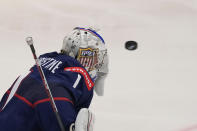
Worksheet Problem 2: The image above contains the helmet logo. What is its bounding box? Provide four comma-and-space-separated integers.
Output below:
77, 48, 99, 71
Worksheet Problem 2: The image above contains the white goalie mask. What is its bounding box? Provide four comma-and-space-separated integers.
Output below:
61, 27, 108, 96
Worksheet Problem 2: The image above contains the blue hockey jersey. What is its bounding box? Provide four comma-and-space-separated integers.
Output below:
0, 52, 94, 131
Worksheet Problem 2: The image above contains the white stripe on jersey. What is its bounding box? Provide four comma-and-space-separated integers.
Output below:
2, 71, 31, 110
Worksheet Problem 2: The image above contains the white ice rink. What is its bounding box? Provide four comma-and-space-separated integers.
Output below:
0, 0, 197, 131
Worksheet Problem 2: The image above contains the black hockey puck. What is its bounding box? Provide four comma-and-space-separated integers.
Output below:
125, 41, 138, 50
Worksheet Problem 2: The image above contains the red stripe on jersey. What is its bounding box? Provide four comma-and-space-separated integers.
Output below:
6, 90, 34, 108
6, 91, 73, 108
64, 67, 94, 91
15, 93, 34, 107
33, 97, 73, 107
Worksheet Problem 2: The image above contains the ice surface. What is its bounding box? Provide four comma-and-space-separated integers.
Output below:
0, 0, 197, 131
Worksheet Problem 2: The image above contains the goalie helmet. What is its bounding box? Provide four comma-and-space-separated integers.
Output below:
61, 27, 108, 96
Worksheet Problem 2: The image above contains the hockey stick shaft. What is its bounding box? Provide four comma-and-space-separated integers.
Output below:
26, 37, 65, 131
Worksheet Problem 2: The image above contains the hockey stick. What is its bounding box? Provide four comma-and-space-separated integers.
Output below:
26, 37, 65, 131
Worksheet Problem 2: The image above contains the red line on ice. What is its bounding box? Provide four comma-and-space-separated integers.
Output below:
179, 124, 197, 131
